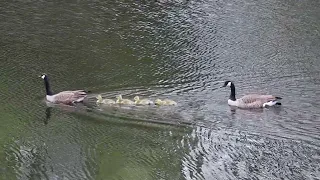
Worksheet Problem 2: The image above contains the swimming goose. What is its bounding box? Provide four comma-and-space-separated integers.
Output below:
115, 95, 135, 105
40, 74, 87, 105
96, 94, 116, 105
221, 81, 282, 108
134, 96, 154, 105
155, 98, 177, 106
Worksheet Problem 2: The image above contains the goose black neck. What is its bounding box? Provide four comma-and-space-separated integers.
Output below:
229, 83, 236, 101
43, 77, 53, 95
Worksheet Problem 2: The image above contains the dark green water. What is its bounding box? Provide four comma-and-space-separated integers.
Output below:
0, 0, 319, 179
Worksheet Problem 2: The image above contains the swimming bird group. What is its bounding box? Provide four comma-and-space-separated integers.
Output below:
96, 94, 176, 106
39, 74, 282, 109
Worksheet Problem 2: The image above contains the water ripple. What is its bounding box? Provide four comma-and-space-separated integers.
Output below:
0, 0, 319, 179
182, 127, 320, 180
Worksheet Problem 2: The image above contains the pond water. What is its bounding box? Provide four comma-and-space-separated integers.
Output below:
0, 0, 319, 179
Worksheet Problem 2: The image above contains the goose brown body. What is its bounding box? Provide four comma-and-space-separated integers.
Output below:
49, 90, 87, 104
234, 95, 281, 108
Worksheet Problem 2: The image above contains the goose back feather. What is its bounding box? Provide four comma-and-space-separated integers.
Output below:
49, 90, 87, 104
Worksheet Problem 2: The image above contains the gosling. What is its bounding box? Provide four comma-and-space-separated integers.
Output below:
116, 95, 135, 105
96, 94, 116, 105
134, 96, 154, 105
155, 98, 177, 106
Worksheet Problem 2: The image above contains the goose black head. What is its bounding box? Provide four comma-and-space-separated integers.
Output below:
222, 81, 233, 88
39, 73, 47, 79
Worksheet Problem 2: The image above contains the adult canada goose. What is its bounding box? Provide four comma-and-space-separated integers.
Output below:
96, 94, 116, 105
39, 73, 87, 105
134, 96, 154, 105
155, 99, 177, 106
221, 81, 282, 108
115, 95, 135, 105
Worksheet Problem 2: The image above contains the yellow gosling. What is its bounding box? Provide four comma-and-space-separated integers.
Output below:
162, 99, 177, 106
96, 94, 116, 105
116, 95, 135, 105
155, 98, 177, 106
134, 96, 154, 105
96, 94, 103, 104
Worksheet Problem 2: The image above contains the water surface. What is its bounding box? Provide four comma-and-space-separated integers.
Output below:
0, 0, 319, 179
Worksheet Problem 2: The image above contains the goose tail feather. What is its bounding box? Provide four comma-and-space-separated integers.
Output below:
263, 100, 282, 107
275, 96, 282, 100
83, 90, 91, 93
75, 90, 91, 93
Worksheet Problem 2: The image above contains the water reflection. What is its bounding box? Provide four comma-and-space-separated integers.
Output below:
44, 107, 52, 125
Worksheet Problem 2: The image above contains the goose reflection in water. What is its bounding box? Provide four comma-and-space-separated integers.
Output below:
44, 107, 52, 125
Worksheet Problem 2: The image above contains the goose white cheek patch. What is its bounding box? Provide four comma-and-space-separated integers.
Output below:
41, 75, 46, 79
227, 82, 231, 87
